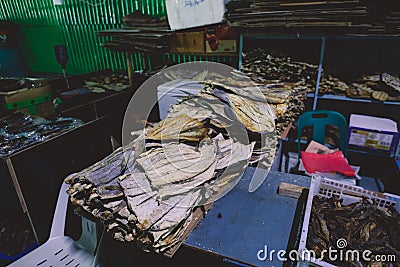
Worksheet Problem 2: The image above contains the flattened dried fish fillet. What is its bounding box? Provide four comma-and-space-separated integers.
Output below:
138, 141, 216, 188
211, 160, 248, 199
66, 147, 124, 186
132, 194, 185, 231
151, 190, 201, 232
216, 141, 255, 170
126, 192, 157, 209
146, 114, 207, 142
156, 159, 218, 198
119, 172, 152, 194
227, 93, 275, 133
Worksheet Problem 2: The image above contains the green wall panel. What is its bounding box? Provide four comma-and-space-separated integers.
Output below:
0, 0, 166, 74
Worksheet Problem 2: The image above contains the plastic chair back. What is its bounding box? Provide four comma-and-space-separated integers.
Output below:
8, 180, 100, 267
297, 110, 348, 158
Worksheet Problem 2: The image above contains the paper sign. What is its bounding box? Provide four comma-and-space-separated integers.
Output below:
166, 0, 225, 30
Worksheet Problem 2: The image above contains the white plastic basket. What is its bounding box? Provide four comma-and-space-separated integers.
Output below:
297, 175, 400, 267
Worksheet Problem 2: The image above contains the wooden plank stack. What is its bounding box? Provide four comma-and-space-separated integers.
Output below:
226, 0, 400, 35
99, 11, 172, 53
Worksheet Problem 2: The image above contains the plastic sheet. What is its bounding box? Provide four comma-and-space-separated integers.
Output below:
0, 112, 83, 157
301, 150, 356, 176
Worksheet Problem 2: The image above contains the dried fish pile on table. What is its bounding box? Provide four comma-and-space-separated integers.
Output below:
240, 49, 312, 135
82, 74, 130, 93
65, 77, 277, 253
241, 49, 318, 85
173, 78, 278, 169
0, 111, 83, 157
308, 196, 400, 267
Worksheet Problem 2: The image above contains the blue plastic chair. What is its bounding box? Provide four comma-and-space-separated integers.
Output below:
297, 110, 348, 158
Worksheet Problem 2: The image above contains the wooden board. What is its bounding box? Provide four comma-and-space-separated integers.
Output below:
278, 182, 308, 199
279, 122, 293, 140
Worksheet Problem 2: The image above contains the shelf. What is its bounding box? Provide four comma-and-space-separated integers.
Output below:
348, 148, 395, 158
240, 33, 400, 40
316, 94, 400, 106
165, 52, 238, 57
239, 35, 400, 162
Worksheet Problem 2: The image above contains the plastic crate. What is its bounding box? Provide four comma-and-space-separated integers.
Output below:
298, 175, 400, 267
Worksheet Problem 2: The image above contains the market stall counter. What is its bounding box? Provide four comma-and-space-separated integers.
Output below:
63, 167, 382, 267
184, 168, 311, 267
0, 115, 112, 255
183, 168, 383, 267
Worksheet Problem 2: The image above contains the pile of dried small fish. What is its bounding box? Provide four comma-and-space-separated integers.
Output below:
308, 196, 400, 267
82, 74, 130, 93
241, 49, 318, 85
65, 76, 278, 253
241, 49, 312, 135
0, 111, 83, 157
318, 75, 349, 96
347, 73, 400, 102
241, 48, 400, 126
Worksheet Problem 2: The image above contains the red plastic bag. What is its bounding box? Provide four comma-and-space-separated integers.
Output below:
301, 151, 356, 176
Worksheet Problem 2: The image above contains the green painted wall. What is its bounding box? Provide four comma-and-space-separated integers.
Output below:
0, 0, 166, 74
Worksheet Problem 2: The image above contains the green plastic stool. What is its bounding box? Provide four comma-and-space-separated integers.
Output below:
297, 110, 348, 159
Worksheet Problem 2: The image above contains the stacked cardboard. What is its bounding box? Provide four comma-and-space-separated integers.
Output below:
226, 0, 400, 35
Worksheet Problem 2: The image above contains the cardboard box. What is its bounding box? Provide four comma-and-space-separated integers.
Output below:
1, 84, 55, 117
170, 32, 205, 53
348, 114, 399, 153
205, 24, 237, 53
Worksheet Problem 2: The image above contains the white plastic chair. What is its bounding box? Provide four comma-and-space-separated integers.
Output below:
8, 181, 101, 267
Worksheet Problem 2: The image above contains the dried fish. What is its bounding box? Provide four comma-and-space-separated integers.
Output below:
308, 196, 400, 267
227, 93, 275, 133
239, 49, 311, 135
340, 72, 400, 101
82, 73, 130, 93
146, 114, 208, 142
65, 72, 281, 254
382, 73, 400, 94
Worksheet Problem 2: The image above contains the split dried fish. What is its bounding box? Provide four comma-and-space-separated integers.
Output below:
239, 49, 312, 136
146, 114, 208, 142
